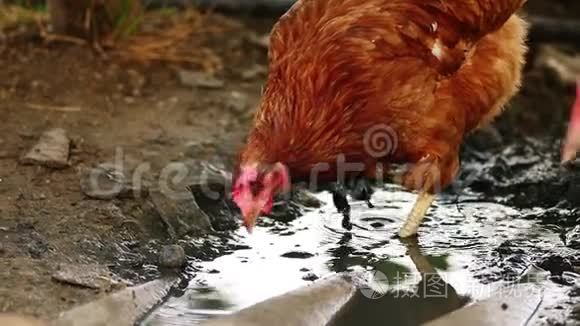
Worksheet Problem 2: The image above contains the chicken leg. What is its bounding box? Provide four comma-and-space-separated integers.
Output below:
351, 176, 375, 208
399, 191, 435, 238
331, 182, 353, 230
397, 154, 458, 237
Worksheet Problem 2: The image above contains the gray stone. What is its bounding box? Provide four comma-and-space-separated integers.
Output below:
158, 245, 186, 268
186, 161, 239, 231
21, 128, 70, 168
52, 264, 121, 290
240, 64, 267, 80
201, 275, 356, 326
80, 163, 148, 200
247, 33, 269, 49
292, 188, 322, 208
177, 70, 224, 89
54, 277, 179, 326
224, 91, 250, 114
150, 188, 213, 237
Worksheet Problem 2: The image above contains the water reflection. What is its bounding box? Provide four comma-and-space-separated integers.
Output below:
330, 238, 469, 326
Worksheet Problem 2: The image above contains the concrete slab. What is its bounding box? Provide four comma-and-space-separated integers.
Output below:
425, 284, 542, 326
201, 274, 356, 326
52, 277, 179, 326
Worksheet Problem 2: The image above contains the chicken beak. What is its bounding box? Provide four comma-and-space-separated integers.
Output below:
241, 208, 260, 233
562, 88, 580, 164
562, 135, 579, 164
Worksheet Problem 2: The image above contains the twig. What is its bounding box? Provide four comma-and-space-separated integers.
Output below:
35, 17, 87, 45
26, 103, 83, 112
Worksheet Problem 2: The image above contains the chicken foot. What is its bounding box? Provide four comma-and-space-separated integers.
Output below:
351, 176, 375, 208
331, 182, 353, 230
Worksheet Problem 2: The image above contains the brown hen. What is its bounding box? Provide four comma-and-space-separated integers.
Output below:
232, 0, 528, 237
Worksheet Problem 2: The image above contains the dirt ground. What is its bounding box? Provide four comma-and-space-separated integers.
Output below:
0, 1, 579, 321
0, 9, 270, 318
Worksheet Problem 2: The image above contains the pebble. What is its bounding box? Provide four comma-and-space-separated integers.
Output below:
80, 163, 127, 200
247, 33, 270, 48
27, 239, 48, 259
302, 273, 319, 282
292, 188, 322, 208
159, 245, 186, 268
566, 224, 580, 249
20, 128, 70, 169
225, 91, 249, 113
150, 188, 213, 237
240, 64, 267, 80
52, 264, 118, 290
177, 70, 224, 89
536, 255, 573, 276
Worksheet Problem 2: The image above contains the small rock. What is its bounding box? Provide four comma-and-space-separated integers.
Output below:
495, 240, 525, 255
466, 126, 504, 151
20, 128, 70, 168
32, 193, 47, 201
225, 91, 250, 113
292, 188, 322, 208
536, 255, 573, 276
566, 225, 580, 249
159, 245, 186, 268
187, 162, 239, 231
52, 264, 117, 290
177, 70, 224, 89
569, 286, 580, 297
247, 33, 269, 48
150, 189, 213, 237
126, 69, 146, 96
240, 64, 267, 80
80, 164, 124, 200
27, 233, 49, 259
281, 251, 315, 259
183, 140, 214, 157
302, 272, 319, 281
80, 163, 148, 200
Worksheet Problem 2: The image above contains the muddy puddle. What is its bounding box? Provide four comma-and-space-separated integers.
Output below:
143, 149, 580, 326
